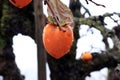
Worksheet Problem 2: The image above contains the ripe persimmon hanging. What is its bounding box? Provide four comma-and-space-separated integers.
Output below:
9, 0, 32, 8
81, 52, 93, 63
42, 23, 74, 59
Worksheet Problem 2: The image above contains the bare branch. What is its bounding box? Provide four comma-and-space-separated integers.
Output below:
109, 16, 119, 25
85, 0, 89, 4
85, 0, 106, 7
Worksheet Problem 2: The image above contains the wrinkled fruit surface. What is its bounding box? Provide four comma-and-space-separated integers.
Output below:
43, 23, 74, 59
9, 0, 32, 8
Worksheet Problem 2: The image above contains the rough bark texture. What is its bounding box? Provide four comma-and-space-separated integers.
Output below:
0, 0, 34, 80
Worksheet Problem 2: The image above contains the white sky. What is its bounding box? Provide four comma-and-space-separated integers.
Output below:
12, 34, 38, 80
11, 0, 120, 80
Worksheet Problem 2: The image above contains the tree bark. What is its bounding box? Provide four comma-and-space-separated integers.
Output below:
34, 0, 46, 80
0, 0, 34, 80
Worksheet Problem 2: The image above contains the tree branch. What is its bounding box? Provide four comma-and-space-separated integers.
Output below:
44, 0, 65, 32
85, 0, 106, 7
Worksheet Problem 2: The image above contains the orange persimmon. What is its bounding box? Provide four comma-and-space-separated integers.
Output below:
9, 0, 32, 8
81, 52, 92, 63
42, 23, 74, 59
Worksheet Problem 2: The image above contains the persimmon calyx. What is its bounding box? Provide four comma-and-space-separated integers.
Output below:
47, 16, 66, 32
44, 0, 66, 32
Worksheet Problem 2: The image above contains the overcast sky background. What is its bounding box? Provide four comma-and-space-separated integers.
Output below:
11, 0, 120, 80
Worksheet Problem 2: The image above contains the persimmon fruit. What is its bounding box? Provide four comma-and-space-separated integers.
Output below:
81, 52, 92, 63
42, 23, 74, 59
9, 0, 32, 8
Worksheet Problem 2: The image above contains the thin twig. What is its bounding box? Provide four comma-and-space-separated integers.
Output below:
85, 0, 106, 7
85, 0, 89, 4
44, 0, 66, 32
109, 16, 119, 25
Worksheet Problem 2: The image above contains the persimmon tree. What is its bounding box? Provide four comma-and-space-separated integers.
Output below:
0, 0, 120, 80
44, 0, 120, 80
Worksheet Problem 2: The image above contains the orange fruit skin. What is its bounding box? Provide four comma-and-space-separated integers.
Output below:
43, 23, 74, 59
81, 52, 92, 63
9, 0, 32, 8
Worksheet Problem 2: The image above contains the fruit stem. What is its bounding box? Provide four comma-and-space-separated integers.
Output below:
44, 0, 66, 32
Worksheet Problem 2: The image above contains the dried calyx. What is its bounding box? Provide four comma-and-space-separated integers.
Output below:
44, 0, 66, 32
